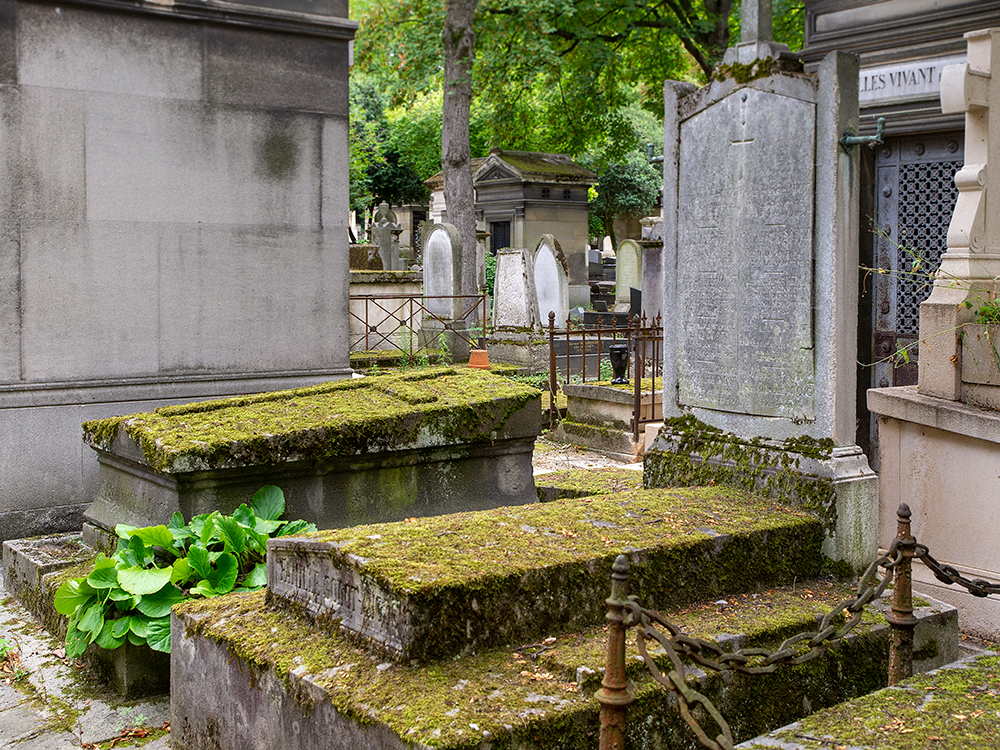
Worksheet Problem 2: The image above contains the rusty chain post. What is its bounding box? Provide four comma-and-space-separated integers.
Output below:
548, 311, 557, 430
596, 555, 633, 750
887, 503, 917, 684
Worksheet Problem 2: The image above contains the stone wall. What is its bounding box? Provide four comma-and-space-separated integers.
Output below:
0, 0, 355, 540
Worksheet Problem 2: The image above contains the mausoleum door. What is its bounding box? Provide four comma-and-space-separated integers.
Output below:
868, 132, 963, 467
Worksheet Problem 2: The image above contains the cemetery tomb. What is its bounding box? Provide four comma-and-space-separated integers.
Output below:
82, 368, 540, 535
532, 235, 569, 325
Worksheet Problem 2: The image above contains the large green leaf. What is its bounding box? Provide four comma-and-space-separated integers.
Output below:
190, 580, 218, 598
87, 566, 120, 590
209, 552, 239, 594
200, 515, 218, 546
65, 615, 89, 658
129, 614, 150, 638
187, 545, 211, 581
54, 579, 97, 616
251, 485, 285, 521
171, 557, 192, 585
111, 617, 132, 639
254, 518, 283, 535
128, 525, 176, 552
276, 519, 317, 537
78, 600, 106, 639
116, 536, 148, 568
95, 619, 127, 650
241, 563, 268, 590
117, 566, 172, 596
215, 516, 247, 557
115, 523, 138, 539
136, 585, 186, 618
146, 617, 171, 653
244, 528, 269, 557
233, 504, 255, 529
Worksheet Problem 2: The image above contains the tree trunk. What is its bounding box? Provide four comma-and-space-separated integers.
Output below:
442, 0, 478, 298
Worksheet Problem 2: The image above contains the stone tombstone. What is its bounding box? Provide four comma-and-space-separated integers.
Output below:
492, 247, 540, 330
476, 221, 490, 291
614, 239, 642, 314
654, 0, 878, 570
532, 234, 569, 326
370, 202, 402, 271
639, 217, 665, 321
422, 223, 462, 319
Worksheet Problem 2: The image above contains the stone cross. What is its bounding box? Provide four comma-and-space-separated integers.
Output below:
723, 0, 788, 66
919, 29, 1000, 399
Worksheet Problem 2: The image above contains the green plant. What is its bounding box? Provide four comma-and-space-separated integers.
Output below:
0, 635, 29, 683
54, 486, 316, 657
437, 338, 452, 366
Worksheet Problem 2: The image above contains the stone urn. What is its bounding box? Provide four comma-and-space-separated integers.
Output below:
609, 343, 630, 384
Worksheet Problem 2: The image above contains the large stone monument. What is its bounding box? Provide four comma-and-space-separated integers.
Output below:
869, 28, 1000, 639
613, 239, 642, 314
0, 0, 355, 541
369, 202, 403, 271
532, 234, 569, 326
647, 0, 877, 570
420, 223, 471, 358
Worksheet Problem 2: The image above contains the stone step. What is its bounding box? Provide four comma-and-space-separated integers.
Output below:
171, 577, 959, 750
266, 487, 827, 662
739, 651, 1000, 749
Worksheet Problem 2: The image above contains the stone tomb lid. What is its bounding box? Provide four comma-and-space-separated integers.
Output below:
83, 367, 539, 474
266, 487, 824, 662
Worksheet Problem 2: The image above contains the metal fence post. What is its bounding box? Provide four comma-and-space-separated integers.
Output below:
887, 503, 917, 684
596, 555, 633, 750
548, 311, 557, 430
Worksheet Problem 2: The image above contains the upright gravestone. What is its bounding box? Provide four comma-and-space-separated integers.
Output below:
421, 223, 470, 358
492, 247, 540, 331
614, 239, 642, 315
649, 0, 877, 570
370, 203, 402, 271
639, 216, 667, 322
533, 235, 569, 326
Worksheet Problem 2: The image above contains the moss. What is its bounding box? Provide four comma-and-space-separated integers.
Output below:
749, 654, 1000, 750
644, 415, 838, 534
713, 56, 805, 84
82, 368, 538, 474
534, 468, 643, 501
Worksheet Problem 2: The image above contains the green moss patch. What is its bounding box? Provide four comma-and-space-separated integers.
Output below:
82, 367, 539, 473
534, 468, 643, 501
745, 653, 1000, 750
644, 415, 838, 532
177, 575, 894, 749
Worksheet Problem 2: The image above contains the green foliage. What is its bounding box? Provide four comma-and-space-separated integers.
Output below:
484, 251, 497, 298
54, 486, 316, 657
589, 159, 661, 248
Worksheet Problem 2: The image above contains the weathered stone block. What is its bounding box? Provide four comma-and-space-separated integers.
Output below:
266, 488, 826, 662
83, 368, 540, 532
1, 534, 92, 627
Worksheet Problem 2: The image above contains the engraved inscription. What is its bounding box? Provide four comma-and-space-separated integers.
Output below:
677, 88, 816, 418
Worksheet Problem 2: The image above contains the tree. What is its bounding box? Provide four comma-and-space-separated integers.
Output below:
589, 160, 661, 250
442, 0, 479, 296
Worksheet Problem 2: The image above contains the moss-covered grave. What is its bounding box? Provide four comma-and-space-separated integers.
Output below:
266, 488, 826, 662
83, 367, 540, 474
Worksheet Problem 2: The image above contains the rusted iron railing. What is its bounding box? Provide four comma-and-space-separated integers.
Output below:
349, 293, 488, 358
596, 504, 987, 749
547, 311, 663, 439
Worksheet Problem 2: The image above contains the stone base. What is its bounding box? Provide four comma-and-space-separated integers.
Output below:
548, 420, 641, 461
644, 418, 878, 572
561, 383, 662, 430
485, 331, 551, 372
869, 385, 1000, 640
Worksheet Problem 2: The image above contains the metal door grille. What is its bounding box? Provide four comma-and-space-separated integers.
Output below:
896, 160, 962, 335
490, 221, 511, 252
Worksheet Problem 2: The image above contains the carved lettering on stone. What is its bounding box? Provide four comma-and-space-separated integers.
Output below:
676, 87, 816, 418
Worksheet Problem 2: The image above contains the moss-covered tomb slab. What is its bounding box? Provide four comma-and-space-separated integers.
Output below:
171, 578, 956, 750
266, 487, 827, 662
81, 368, 541, 532
740, 652, 1000, 750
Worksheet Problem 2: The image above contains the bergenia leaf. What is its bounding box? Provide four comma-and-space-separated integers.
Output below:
136, 585, 186, 618
117, 566, 172, 596
146, 616, 171, 653
129, 525, 176, 552
95, 620, 127, 650
187, 545, 211, 581
233, 504, 255, 528
216, 516, 246, 557
87, 566, 120, 590
251, 485, 285, 521
54, 579, 95, 616
241, 563, 268, 590
210, 552, 239, 595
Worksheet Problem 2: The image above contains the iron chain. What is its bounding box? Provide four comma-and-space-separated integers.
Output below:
915, 544, 1000, 598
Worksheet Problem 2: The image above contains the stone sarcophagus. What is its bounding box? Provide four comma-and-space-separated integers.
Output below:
82, 368, 540, 535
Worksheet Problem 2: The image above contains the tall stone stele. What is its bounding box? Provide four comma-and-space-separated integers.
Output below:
648, 0, 878, 570
868, 29, 1000, 639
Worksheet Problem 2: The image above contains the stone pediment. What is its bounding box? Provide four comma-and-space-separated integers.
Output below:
476, 162, 518, 182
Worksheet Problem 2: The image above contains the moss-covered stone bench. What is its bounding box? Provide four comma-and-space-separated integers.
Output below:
266, 487, 827, 663
82, 368, 541, 536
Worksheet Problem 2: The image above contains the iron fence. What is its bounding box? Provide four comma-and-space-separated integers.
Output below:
596, 504, 989, 750
349, 293, 489, 358
547, 311, 663, 441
